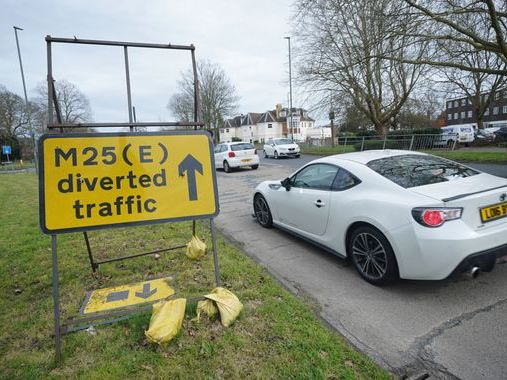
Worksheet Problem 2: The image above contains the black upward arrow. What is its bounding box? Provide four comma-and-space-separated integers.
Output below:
135, 283, 157, 299
178, 154, 203, 201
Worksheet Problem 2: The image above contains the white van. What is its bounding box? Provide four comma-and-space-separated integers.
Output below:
437, 126, 475, 146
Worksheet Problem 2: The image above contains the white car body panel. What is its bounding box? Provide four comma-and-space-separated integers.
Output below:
254, 150, 507, 280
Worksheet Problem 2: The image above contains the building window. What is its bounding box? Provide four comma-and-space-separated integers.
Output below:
460, 111, 465, 118
447, 102, 452, 109
447, 114, 452, 120
495, 92, 500, 100
454, 112, 458, 120
503, 106, 507, 114
467, 98, 472, 105
454, 101, 458, 107
493, 107, 499, 115
226, 128, 229, 133
503, 91, 507, 99
461, 99, 466, 106
484, 108, 489, 116
467, 110, 472, 118
268, 123, 272, 129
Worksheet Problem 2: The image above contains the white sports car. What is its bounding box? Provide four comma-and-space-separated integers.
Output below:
253, 150, 507, 285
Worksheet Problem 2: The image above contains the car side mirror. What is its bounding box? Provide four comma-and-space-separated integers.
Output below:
281, 177, 291, 191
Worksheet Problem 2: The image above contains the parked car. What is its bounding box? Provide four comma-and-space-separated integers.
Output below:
493, 127, 507, 141
474, 128, 496, 142
435, 126, 475, 147
263, 138, 300, 159
253, 150, 507, 285
214, 142, 259, 173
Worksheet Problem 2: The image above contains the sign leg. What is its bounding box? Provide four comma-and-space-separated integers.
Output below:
51, 235, 62, 362
209, 219, 221, 287
83, 232, 97, 272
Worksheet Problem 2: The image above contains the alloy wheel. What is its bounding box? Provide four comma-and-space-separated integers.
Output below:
254, 195, 272, 228
351, 232, 387, 280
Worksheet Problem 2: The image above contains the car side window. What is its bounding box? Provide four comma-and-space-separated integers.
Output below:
214, 145, 222, 153
332, 168, 361, 191
291, 164, 339, 190
267, 139, 273, 145
221, 145, 227, 153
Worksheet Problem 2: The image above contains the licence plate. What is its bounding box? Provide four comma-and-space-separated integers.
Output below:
480, 201, 507, 223
241, 159, 251, 163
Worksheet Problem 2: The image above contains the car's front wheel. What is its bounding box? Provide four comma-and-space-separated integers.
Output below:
223, 160, 231, 173
253, 194, 272, 228
251, 164, 258, 170
348, 225, 398, 286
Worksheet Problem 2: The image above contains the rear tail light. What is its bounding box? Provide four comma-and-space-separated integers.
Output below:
411, 207, 462, 227
228, 151, 236, 158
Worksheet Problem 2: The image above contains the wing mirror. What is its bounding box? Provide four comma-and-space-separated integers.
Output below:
281, 177, 291, 191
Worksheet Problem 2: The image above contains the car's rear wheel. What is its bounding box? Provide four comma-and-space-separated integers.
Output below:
253, 194, 272, 228
348, 226, 398, 286
223, 160, 231, 173
274, 151, 278, 159
251, 164, 258, 170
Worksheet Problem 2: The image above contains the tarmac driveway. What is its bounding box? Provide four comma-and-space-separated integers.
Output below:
214, 159, 507, 379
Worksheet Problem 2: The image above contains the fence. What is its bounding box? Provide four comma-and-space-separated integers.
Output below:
301, 134, 457, 152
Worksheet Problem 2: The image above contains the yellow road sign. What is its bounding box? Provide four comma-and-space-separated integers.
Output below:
81, 277, 176, 315
38, 131, 219, 234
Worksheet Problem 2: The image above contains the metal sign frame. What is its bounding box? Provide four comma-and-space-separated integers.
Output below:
45, 36, 221, 362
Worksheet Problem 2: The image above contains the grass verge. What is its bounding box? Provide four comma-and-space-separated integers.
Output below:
301, 145, 506, 163
0, 173, 389, 379
422, 150, 507, 163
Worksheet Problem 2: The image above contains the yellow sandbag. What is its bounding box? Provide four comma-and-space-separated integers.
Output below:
185, 235, 206, 260
145, 298, 186, 345
204, 287, 243, 327
195, 299, 219, 322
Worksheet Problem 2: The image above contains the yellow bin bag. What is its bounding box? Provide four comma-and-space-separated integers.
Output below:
197, 287, 243, 327
186, 235, 206, 260
145, 298, 186, 345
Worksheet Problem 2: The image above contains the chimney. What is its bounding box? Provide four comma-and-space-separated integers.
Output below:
275, 104, 282, 118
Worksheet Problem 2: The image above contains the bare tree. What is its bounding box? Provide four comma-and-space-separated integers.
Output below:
167, 60, 240, 142
403, 0, 507, 75
36, 80, 92, 125
295, 0, 430, 135
441, 49, 506, 129
0, 85, 43, 138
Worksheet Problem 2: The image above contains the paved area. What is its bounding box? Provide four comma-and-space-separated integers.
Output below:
214, 157, 507, 379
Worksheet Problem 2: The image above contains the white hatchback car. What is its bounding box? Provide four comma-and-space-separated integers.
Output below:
263, 138, 300, 159
214, 142, 259, 173
253, 150, 507, 285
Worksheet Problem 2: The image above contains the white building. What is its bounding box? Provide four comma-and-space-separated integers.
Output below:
220, 104, 315, 143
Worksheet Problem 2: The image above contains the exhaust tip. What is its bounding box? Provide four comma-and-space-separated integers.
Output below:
467, 266, 480, 279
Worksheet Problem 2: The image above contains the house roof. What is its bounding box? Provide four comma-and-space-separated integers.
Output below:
222, 108, 314, 128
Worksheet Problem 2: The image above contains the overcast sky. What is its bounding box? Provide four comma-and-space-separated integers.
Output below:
1, 0, 305, 125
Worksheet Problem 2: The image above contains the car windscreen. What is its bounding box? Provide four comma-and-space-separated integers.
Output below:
231, 143, 254, 151
366, 154, 479, 188
274, 138, 292, 145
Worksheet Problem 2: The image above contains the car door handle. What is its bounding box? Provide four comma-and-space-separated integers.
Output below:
313, 200, 325, 208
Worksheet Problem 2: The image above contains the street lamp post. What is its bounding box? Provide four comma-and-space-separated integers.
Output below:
13, 26, 38, 173
284, 36, 294, 142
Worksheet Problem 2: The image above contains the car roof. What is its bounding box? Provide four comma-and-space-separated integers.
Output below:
318, 149, 428, 165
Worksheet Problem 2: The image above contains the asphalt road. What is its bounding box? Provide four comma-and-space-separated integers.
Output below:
214, 154, 507, 379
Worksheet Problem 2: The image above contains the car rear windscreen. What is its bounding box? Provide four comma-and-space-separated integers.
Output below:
366, 154, 479, 188
231, 143, 254, 151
